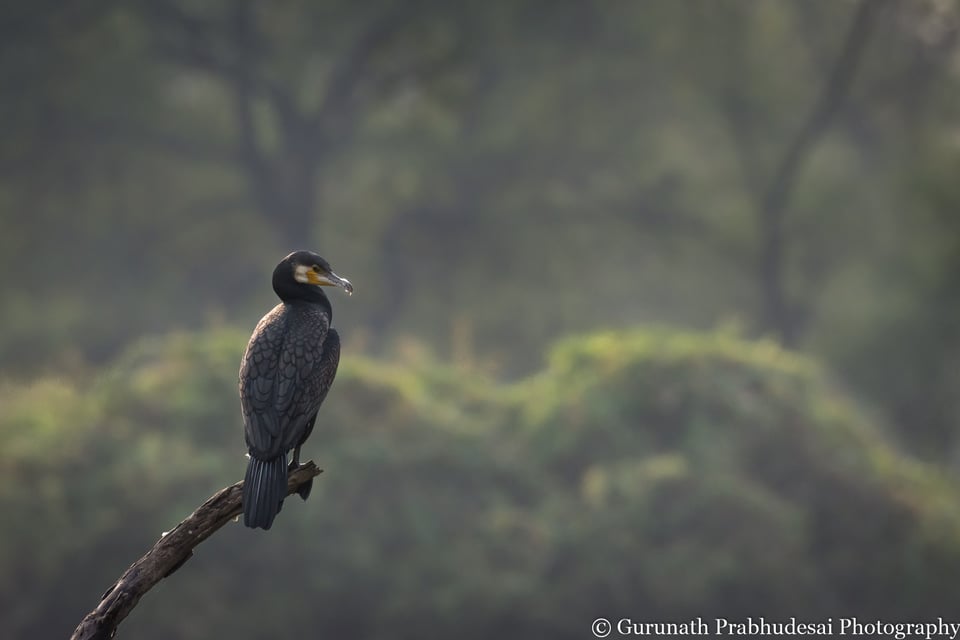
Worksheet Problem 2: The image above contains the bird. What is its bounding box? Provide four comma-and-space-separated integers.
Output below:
239, 250, 353, 530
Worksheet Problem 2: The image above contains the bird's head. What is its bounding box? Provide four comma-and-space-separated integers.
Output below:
273, 250, 353, 302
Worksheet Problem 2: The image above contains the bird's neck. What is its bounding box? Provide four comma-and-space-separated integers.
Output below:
281, 288, 332, 319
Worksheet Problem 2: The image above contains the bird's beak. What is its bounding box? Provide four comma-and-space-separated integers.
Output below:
309, 269, 354, 295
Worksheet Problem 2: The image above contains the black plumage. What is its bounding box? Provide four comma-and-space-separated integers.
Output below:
239, 250, 352, 530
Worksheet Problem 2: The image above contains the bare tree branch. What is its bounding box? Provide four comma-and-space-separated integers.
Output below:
145, 0, 302, 240
140, 0, 418, 246
70, 462, 323, 640
758, 0, 888, 346
309, 4, 408, 144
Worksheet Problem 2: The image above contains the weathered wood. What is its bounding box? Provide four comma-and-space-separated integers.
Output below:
70, 462, 322, 640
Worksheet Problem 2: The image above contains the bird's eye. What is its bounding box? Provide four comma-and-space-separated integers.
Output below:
312, 265, 321, 273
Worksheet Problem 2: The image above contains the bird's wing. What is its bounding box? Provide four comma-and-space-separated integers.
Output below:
277, 328, 341, 451
239, 308, 288, 457
241, 306, 342, 459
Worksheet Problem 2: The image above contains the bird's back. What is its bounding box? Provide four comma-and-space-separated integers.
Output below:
239, 302, 333, 459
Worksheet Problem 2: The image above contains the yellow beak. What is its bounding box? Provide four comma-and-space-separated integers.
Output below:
306, 269, 353, 295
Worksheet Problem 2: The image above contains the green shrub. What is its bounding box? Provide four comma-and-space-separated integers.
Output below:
2, 327, 958, 639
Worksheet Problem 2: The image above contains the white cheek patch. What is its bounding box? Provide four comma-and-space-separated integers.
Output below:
293, 264, 311, 283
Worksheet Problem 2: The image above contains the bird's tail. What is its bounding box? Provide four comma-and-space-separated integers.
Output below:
242, 455, 288, 530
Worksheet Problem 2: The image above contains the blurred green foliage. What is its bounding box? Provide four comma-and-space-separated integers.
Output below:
3, 327, 959, 638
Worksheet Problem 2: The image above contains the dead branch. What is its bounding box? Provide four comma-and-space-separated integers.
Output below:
70, 462, 323, 640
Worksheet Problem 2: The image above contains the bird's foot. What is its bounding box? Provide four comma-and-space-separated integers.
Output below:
288, 445, 302, 471
297, 477, 313, 501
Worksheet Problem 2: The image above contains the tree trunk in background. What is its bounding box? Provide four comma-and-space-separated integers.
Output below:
756, 0, 885, 347
147, 0, 408, 249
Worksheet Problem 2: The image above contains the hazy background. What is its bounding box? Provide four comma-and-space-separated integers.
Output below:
2, 1, 960, 638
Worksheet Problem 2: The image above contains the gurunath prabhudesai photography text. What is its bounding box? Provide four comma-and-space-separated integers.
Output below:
598, 617, 960, 639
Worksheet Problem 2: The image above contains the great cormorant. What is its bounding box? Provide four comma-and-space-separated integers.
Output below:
239, 250, 353, 530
